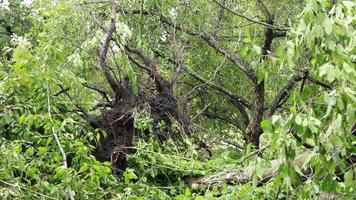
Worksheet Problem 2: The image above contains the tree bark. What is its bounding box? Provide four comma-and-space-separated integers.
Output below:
245, 81, 264, 147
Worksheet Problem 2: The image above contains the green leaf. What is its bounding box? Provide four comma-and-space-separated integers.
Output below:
295, 115, 302, 125
323, 18, 333, 35
79, 164, 89, 173
319, 63, 337, 82
38, 146, 47, 154
123, 168, 138, 183
344, 169, 354, 186
313, 24, 324, 38
19, 114, 26, 124
321, 176, 337, 192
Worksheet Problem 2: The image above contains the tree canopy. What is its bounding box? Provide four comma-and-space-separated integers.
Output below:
0, 0, 355, 199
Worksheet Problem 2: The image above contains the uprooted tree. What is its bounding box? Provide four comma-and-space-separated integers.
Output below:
83, 0, 332, 171
0, 0, 355, 199
80, 9, 191, 174
79, 0, 354, 188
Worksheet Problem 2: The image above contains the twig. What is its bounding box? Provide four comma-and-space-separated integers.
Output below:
213, 0, 288, 31
237, 145, 270, 165
54, 87, 70, 97
193, 124, 245, 150
190, 103, 211, 122
82, 83, 112, 103
47, 83, 75, 200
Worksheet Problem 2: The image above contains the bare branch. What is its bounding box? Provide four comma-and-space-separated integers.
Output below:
125, 46, 155, 68
203, 111, 245, 132
266, 72, 303, 118
267, 72, 332, 118
126, 51, 152, 72
213, 0, 288, 31
307, 76, 332, 90
54, 87, 70, 97
125, 46, 171, 93
160, 16, 257, 82
186, 68, 250, 130
187, 68, 251, 109
82, 83, 112, 103
255, 0, 273, 21
91, 103, 115, 111
254, 0, 274, 57
193, 124, 245, 150
94, 9, 121, 93
273, 31, 287, 38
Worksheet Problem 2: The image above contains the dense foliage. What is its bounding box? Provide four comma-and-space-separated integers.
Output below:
0, 0, 355, 199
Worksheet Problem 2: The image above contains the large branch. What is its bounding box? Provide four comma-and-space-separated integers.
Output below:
266, 72, 332, 118
189, 151, 355, 191
307, 75, 332, 90
266, 72, 303, 118
160, 16, 257, 83
188, 151, 313, 189
255, 0, 273, 21
82, 83, 112, 103
255, 0, 274, 57
187, 68, 251, 109
213, 0, 287, 31
243, 0, 275, 146
187, 69, 250, 129
97, 12, 121, 93
203, 111, 245, 133
125, 46, 170, 93
125, 46, 155, 69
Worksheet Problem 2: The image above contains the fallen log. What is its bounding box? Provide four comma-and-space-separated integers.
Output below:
187, 151, 313, 190
188, 150, 355, 191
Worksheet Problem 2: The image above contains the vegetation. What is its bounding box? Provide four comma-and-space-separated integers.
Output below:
0, 0, 355, 199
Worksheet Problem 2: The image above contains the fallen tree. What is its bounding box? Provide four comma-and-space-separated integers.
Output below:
79, 7, 189, 175
187, 150, 313, 189
187, 150, 355, 191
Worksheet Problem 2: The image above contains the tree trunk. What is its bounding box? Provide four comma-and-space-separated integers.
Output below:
187, 151, 312, 189
245, 81, 264, 147
187, 151, 355, 191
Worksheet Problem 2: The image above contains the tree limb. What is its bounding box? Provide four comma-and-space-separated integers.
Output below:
160, 16, 257, 83
266, 72, 332, 118
255, 0, 273, 21
188, 150, 313, 189
82, 83, 112, 103
266, 72, 304, 118
307, 76, 332, 90
95, 9, 121, 93
203, 111, 245, 133
213, 0, 288, 31
187, 68, 251, 109
187, 68, 250, 129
